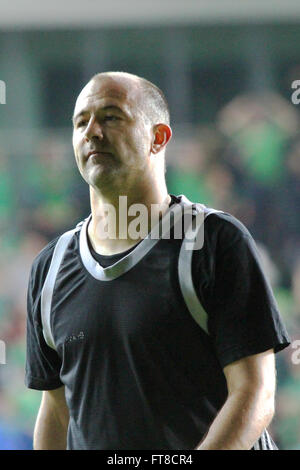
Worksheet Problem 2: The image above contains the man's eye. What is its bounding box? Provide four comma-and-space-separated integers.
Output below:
104, 115, 119, 121
77, 120, 87, 127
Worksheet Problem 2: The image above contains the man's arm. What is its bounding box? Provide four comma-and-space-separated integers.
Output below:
34, 386, 69, 450
196, 349, 276, 450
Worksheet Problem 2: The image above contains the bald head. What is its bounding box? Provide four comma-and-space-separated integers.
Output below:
72, 70, 172, 190
89, 71, 170, 126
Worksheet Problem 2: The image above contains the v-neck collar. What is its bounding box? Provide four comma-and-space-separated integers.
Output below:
79, 199, 187, 281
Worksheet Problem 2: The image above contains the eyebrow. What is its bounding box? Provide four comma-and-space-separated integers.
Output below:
72, 105, 129, 124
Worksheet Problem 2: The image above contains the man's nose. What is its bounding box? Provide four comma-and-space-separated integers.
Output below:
84, 117, 104, 141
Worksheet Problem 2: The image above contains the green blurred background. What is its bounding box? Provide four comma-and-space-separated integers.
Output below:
0, 0, 299, 450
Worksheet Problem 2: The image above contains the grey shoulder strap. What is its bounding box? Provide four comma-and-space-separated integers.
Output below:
178, 196, 223, 335
178, 200, 277, 450
41, 226, 81, 350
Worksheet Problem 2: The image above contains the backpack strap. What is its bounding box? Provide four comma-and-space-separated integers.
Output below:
178, 196, 223, 335
41, 224, 83, 350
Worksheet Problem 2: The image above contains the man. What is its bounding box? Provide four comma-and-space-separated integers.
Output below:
25, 72, 290, 450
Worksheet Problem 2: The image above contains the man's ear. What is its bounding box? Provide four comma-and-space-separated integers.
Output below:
151, 124, 172, 154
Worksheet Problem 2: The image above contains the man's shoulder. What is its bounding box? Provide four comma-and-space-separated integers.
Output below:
176, 194, 252, 243
203, 209, 252, 242
29, 236, 62, 293
31, 236, 60, 271
30, 218, 86, 283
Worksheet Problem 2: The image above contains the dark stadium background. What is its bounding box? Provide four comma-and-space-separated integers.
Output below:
0, 0, 299, 450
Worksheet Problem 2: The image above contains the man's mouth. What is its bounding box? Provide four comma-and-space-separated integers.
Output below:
87, 150, 111, 158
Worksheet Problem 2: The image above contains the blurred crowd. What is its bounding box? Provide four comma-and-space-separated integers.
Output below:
0, 90, 299, 449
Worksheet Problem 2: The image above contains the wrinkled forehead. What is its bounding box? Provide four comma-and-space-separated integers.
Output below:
74, 76, 142, 115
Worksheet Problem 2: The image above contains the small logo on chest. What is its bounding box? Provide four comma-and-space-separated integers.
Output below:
65, 331, 85, 344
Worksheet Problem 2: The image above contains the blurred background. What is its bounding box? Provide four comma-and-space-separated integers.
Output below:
0, 0, 300, 450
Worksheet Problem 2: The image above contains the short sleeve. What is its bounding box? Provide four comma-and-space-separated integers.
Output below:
198, 214, 291, 369
25, 245, 63, 391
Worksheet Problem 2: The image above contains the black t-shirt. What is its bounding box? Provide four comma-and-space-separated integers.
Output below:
25, 194, 290, 450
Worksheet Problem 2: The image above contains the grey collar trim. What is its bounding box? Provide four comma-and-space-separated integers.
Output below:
79, 201, 187, 281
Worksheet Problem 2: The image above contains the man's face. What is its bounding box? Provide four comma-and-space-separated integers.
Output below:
72, 76, 153, 190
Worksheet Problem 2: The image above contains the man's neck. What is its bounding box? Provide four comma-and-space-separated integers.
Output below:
88, 185, 171, 256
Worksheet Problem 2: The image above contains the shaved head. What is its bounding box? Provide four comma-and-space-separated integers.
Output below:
90, 71, 170, 126
72, 70, 172, 189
